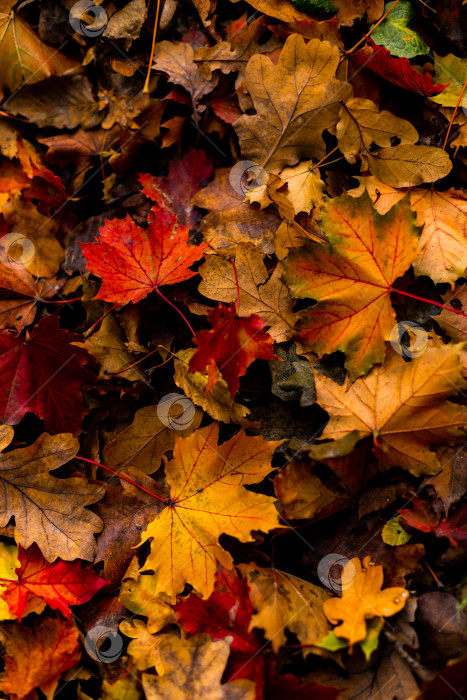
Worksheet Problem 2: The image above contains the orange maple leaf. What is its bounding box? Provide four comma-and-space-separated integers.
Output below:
80, 202, 207, 306
284, 190, 420, 379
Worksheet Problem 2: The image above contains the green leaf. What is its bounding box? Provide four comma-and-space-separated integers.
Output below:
431, 53, 467, 109
382, 517, 412, 546
316, 630, 348, 651
371, 1, 429, 58
292, 0, 337, 15
360, 618, 383, 661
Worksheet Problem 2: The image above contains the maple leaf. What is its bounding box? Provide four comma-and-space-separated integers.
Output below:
0, 314, 94, 435
142, 634, 255, 700
0, 617, 80, 700
138, 422, 282, 602
0, 12, 78, 100
0, 258, 60, 331
239, 564, 331, 653
284, 191, 420, 379
0, 426, 104, 561
234, 34, 352, 170
348, 177, 467, 284
322, 556, 409, 646
351, 40, 447, 96
0, 544, 107, 622
80, 201, 207, 306
189, 302, 277, 398
199, 243, 296, 343
314, 344, 467, 476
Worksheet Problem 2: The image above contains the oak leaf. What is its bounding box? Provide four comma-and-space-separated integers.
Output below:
314, 344, 467, 476
0, 544, 107, 621
81, 201, 207, 306
335, 98, 418, 162
239, 564, 331, 654
0, 314, 94, 435
138, 422, 282, 602
278, 160, 325, 216
0, 426, 104, 561
119, 560, 175, 633
174, 348, 252, 425
234, 34, 352, 170
0, 617, 80, 700
284, 191, 420, 379
322, 556, 409, 646
194, 15, 280, 89
142, 634, 255, 700
189, 302, 277, 398
348, 177, 467, 283
199, 243, 296, 342
0, 13, 77, 100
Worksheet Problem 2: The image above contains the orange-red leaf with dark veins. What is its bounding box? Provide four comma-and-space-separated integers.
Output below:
1, 544, 108, 621
399, 498, 467, 546
0, 314, 93, 435
189, 302, 277, 398
80, 201, 207, 306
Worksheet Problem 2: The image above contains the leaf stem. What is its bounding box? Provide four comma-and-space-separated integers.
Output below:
390, 287, 467, 318
143, 0, 162, 94
345, 0, 403, 55
156, 287, 195, 335
442, 75, 467, 150
76, 456, 167, 503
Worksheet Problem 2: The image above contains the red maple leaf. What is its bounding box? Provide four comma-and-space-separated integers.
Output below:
80, 201, 207, 306
0, 314, 93, 434
0, 544, 107, 622
189, 302, 277, 398
176, 567, 264, 696
352, 40, 447, 96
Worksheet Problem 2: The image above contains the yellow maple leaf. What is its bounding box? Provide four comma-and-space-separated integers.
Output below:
138, 423, 282, 602
323, 556, 409, 646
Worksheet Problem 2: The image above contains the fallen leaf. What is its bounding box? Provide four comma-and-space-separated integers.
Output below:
0, 541, 19, 621
0, 544, 107, 621
431, 53, 467, 109
119, 561, 175, 633
0, 12, 77, 100
189, 302, 277, 398
437, 285, 467, 341
351, 40, 447, 96
152, 40, 218, 112
234, 34, 352, 169
0, 617, 81, 700
239, 563, 331, 654
0, 314, 94, 435
284, 191, 420, 379
314, 344, 467, 476
174, 347, 253, 425
142, 634, 256, 700
424, 447, 467, 514
335, 98, 418, 163
139, 422, 282, 602
81, 200, 207, 305
363, 144, 452, 188
322, 555, 408, 646
199, 243, 296, 342
0, 426, 104, 561
370, 0, 429, 58
274, 460, 345, 520
119, 618, 167, 670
